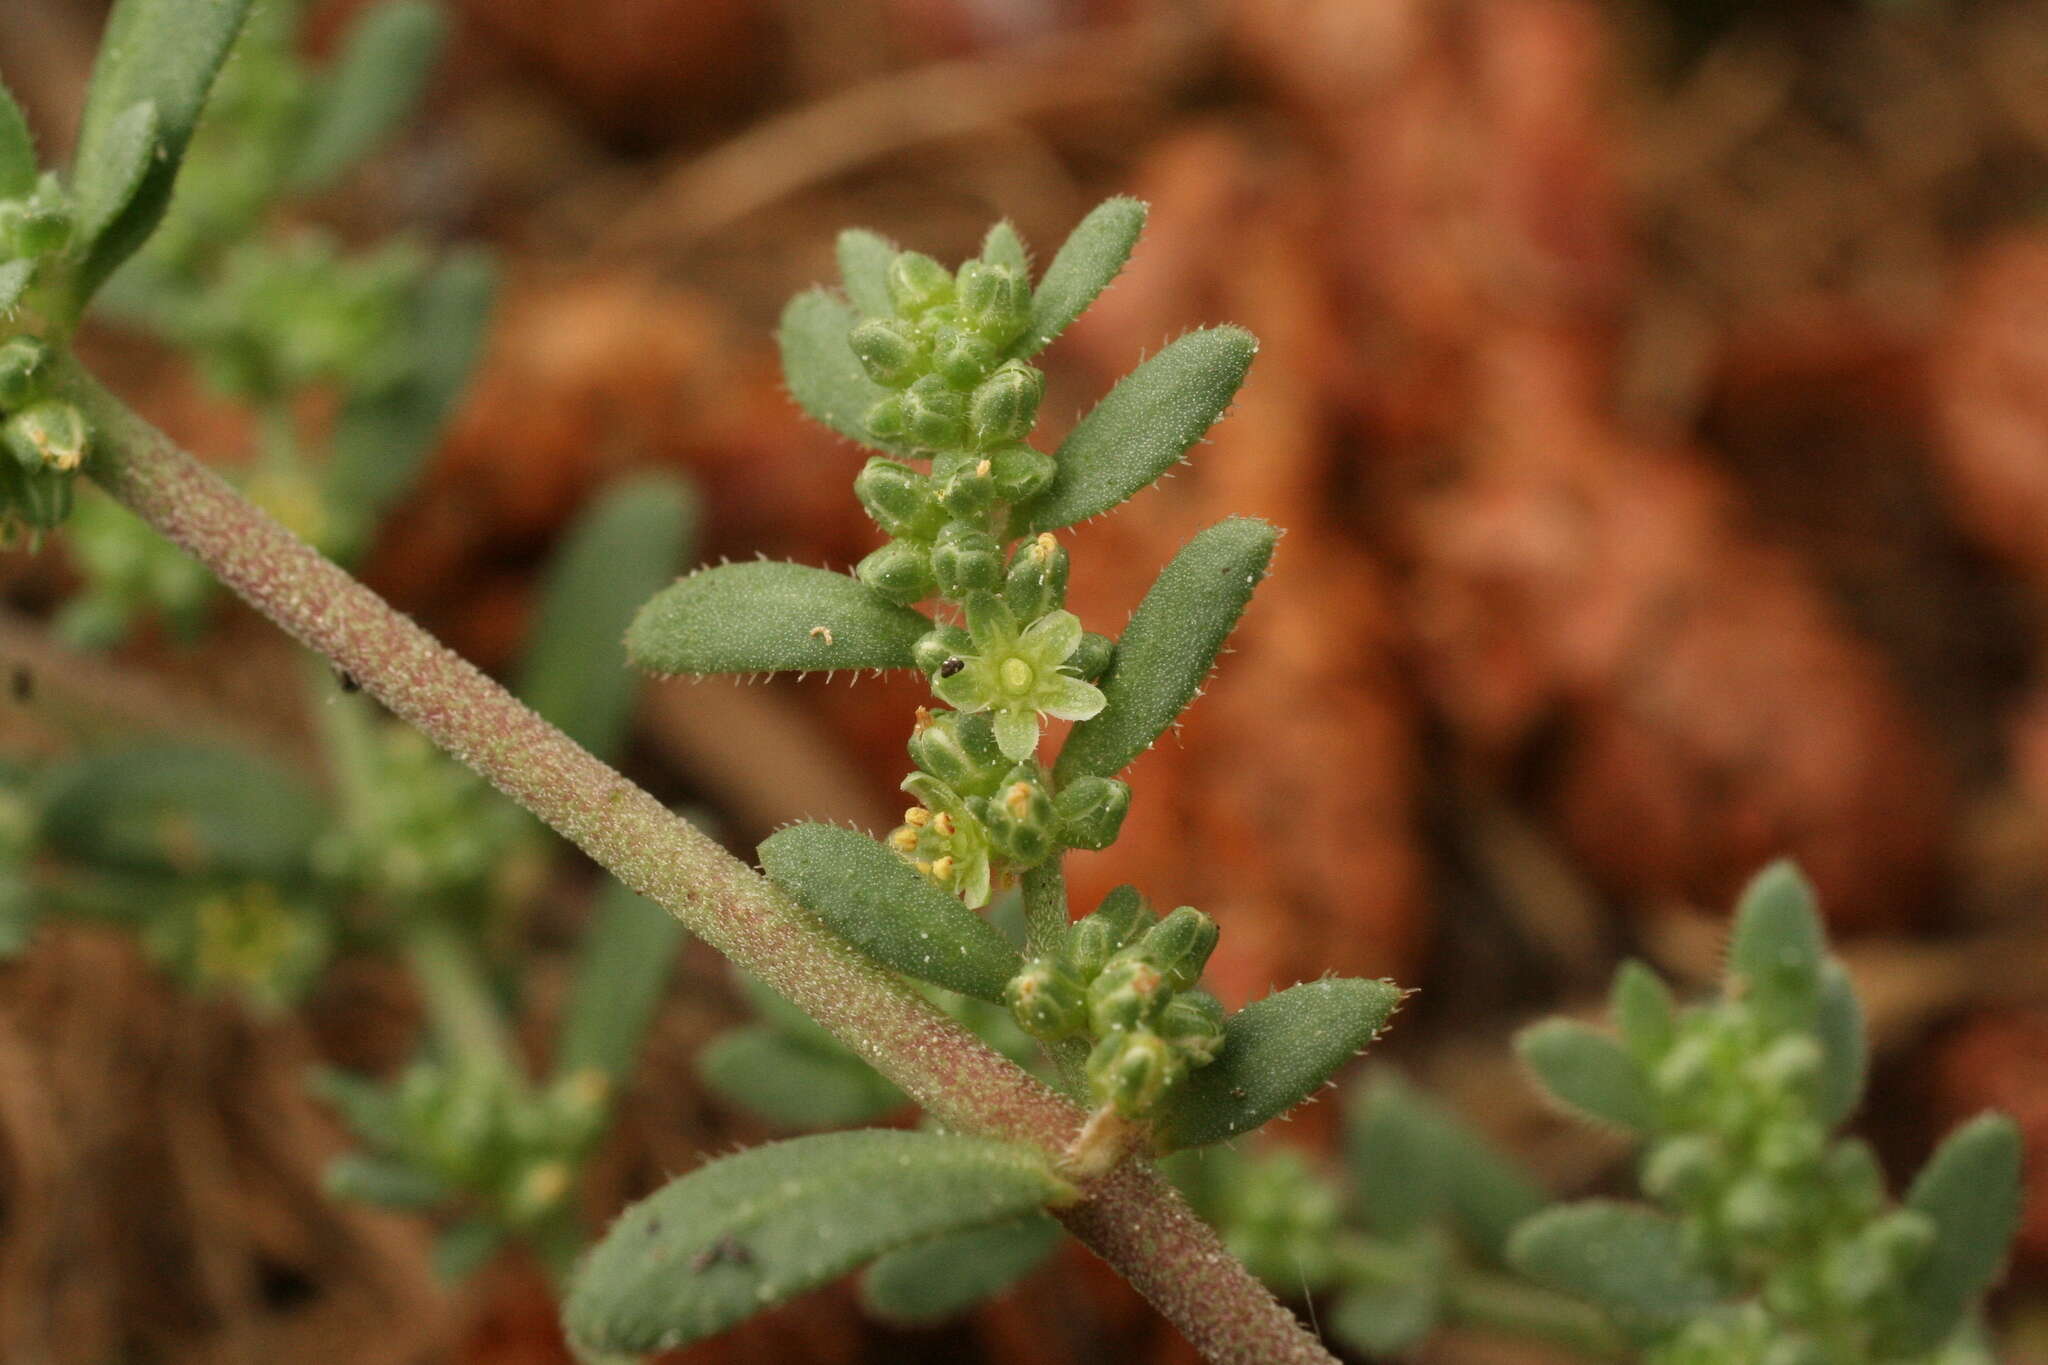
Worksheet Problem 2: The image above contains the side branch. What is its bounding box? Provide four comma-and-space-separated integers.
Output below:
60, 357, 1336, 1365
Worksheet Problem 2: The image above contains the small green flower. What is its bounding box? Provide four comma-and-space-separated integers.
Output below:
891, 772, 994, 907
931, 593, 1105, 761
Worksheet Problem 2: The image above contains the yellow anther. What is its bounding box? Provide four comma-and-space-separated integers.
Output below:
932, 811, 956, 837
930, 855, 957, 882
1033, 531, 1057, 559
888, 827, 920, 853
904, 806, 931, 827
1006, 782, 1033, 818
915, 860, 935, 877
976, 459, 992, 477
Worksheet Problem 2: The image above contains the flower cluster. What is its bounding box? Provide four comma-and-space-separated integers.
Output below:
1004, 887, 1226, 1118
0, 335, 87, 539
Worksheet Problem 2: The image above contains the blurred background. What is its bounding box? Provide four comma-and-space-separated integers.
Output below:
1, 0, 2047, 1360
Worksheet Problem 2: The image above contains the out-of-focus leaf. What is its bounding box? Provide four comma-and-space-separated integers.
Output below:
291, 0, 445, 192
323, 1152, 450, 1210
0, 260, 32, 314
73, 100, 159, 256
0, 81, 34, 197
554, 881, 685, 1086
516, 472, 695, 761
698, 1026, 905, 1130
1517, 1019, 1655, 1133
1814, 960, 1867, 1126
1726, 859, 1825, 1026
1610, 960, 1676, 1063
859, 1215, 1062, 1324
1346, 1072, 1546, 1262
1507, 1201, 1722, 1334
1892, 1115, 2023, 1352
836, 228, 896, 319
627, 561, 929, 677
563, 1130, 1072, 1355
1329, 1276, 1441, 1355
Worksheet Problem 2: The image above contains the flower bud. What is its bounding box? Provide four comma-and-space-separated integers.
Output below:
1054, 775, 1130, 851
929, 326, 998, 389
855, 539, 935, 605
929, 449, 994, 518
1088, 955, 1170, 1034
912, 624, 973, 676
957, 261, 1030, 347
898, 374, 969, 450
0, 199, 71, 258
1006, 957, 1088, 1040
983, 762, 1055, 865
1089, 1028, 1183, 1119
0, 337, 49, 410
1641, 1134, 1723, 1208
865, 394, 909, 442
848, 318, 925, 388
985, 442, 1056, 503
1866, 1208, 1935, 1273
1747, 1034, 1822, 1098
1132, 906, 1218, 991
930, 520, 1002, 597
908, 707, 1008, 796
1065, 885, 1151, 980
853, 458, 945, 538
886, 251, 953, 316
1721, 1174, 1792, 1243
1159, 989, 1226, 1066
1002, 531, 1069, 618
968, 361, 1044, 446
5, 400, 87, 473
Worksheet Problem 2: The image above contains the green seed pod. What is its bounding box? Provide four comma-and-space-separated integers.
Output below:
1065, 885, 1152, 981
0, 337, 50, 410
1068, 631, 1114, 682
1753, 1117, 1824, 1174
848, 318, 925, 389
1005, 956, 1087, 1040
1088, 1028, 1183, 1119
982, 762, 1055, 865
1641, 1133, 1723, 1208
898, 374, 969, 449
4, 401, 87, 473
929, 521, 1002, 598
1747, 1034, 1823, 1098
853, 458, 945, 538
956, 260, 1030, 347
1002, 531, 1069, 619
0, 200, 71, 257
912, 623, 973, 676
1088, 955, 1170, 1034
1158, 989, 1226, 1066
1053, 774, 1129, 851
929, 449, 995, 519
985, 442, 1057, 503
865, 394, 910, 442
1131, 906, 1218, 991
929, 326, 998, 390
856, 539, 936, 606
1721, 1173, 1792, 1244
886, 251, 954, 316
968, 361, 1044, 446
908, 707, 1008, 797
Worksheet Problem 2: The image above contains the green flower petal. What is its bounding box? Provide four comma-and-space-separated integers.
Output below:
1020, 609, 1083, 664
933, 660, 993, 712
959, 848, 992, 908
994, 707, 1041, 762
966, 593, 1017, 647
1040, 674, 1106, 723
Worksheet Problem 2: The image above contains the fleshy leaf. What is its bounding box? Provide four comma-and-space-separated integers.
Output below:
698, 1026, 905, 1129
39, 743, 324, 882
778, 287, 907, 454
1346, 1072, 1545, 1262
836, 228, 897, 318
758, 822, 1021, 1002
628, 561, 930, 676
1023, 326, 1256, 531
292, 0, 447, 192
1813, 960, 1867, 1126
1015, 197, 1145, 358
1726, 859, 1825, 1025
1891, 1114, 2023, 1351
0, 260, 32, 315
554, 881, 686, 1085
562, 1130, 1073, 1356
1610, 959, 1676, 1063
1329, 1276, 1441, 1355
0, 80, 39, 198
1153, 977, 1404, 1151
1516, 1019, 1655, 1133
69, 0, 255, 299
1055, 517, 1276, 782
72, 100, 160, 255
516, 473, 695, 761
1507, 1201, 1723, 1333
980, 220, 1030, 275
859, 1215, 1062, 1324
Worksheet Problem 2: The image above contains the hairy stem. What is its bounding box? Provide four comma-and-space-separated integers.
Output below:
62, 355, 1337, 1365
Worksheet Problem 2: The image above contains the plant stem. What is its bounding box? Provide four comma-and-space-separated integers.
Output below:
1332, 1235, 1627, 1359
62, 355, 1339, 1365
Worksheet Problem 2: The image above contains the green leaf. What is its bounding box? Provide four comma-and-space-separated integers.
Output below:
627, 561, 930, 677
0, 80, 37, 198
836, 228, 897, 319
555, 881, 686, 1086
291, 0, 445, 192
72, 100, 160, 255
433, 1219, 504, 1282
516, 473, 696, 761
1726, 859, 1825, 1025
778, 287, 907, 454
1892, 1114, 2023, 1351
1507, 1201, 1722, 1333
39, 743, 325, 882
323, 1153, 451, 1210
758, 822, 1020, 1002
0, 260, 32, 315
699, 1025, 905, 1129
69, 0, 255, 299
1154, 977, 1404, 1151
1055, 517, 1276, 782
1023, 326, 1256, 531
860, 1215, 1061, 1324
980, 220, 1030, 275
1346, 1072, 1545, 1262
1016, 197, 1145, 358
1329, 1276, 1441, 1355
326, 249, 495, 536
1516, 1019, 1655, 1133
563, 1129, 1073, 1356
1610, 960, 1676, 1063
1813, 961, 1866, 1127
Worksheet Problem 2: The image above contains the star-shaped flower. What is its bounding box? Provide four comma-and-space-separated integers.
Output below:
931, 593, 1106, 761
